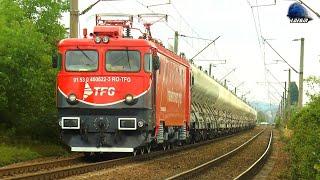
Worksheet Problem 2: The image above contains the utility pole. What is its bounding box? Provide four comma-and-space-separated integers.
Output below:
70, 0, 79, 38
280, 97, 283, 120
287, 69, 291, 122
298, 38, 304, 108
284, 82, 287, 105
209, 64, 213, 77
192, 60, 225, 77
174, 31, 179, 54
282, 92, 285, 120
282, 82, 286, 121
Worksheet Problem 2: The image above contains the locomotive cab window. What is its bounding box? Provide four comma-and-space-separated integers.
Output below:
144, 53, 152, 72
106, 50, 140, 72
65, 50, 98, 71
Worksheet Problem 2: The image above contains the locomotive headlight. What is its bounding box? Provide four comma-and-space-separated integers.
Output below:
102, 36, 109, 43
137, 120, 144, 128
125, 94, 134, 104
68, 94, 77, 101
95, 36, 101, 43
67, 94, 78, 105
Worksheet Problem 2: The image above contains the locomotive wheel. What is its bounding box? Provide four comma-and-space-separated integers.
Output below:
167, 143, 171, 150
146, 145, 151, 154
84, 152, 91, 158
132, 149, 137, 157
162, 144, 167, 151
170, 143, 175, 149
84, 152, 94, 161
140, 147, 145, 155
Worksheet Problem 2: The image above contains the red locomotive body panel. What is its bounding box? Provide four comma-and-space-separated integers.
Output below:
153, 44, 191, 129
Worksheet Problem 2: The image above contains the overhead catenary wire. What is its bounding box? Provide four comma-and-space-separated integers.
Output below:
135, 0, 208, 60
246, 0, 274, 106
171, 3, 202, 38
191, 36, 221, 61
246, 0, 263, 52
266, 68, 287, 92
263, 38, 299, 73
255, 0, 263, 45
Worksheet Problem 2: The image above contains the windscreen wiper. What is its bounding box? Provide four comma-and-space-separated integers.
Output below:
126, 48, 131, 70
76, 46, 94, 64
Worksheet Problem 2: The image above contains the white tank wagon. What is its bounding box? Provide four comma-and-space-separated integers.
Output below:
190, 64, 257, 141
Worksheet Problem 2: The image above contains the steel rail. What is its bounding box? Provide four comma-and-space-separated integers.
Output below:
166, 129, 265, 180
0, 156, 82, 178
4, 129, 254, 180
6, 157, 132, 180
234, 130, 273, 180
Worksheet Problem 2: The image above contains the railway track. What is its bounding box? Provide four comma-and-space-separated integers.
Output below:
0, 156, 83, 179
1, 130, 251, 180
166, 129, 272, 180
234, 130, 272, 179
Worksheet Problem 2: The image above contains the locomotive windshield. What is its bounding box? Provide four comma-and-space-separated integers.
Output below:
106, 50, 140, 72
65, 50, 98, 71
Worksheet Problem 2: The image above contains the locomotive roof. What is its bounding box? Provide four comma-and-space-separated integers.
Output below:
58, 37, 190, 67
58, 37, 151, 47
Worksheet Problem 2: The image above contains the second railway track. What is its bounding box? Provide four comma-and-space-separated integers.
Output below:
167, 128, 272, 180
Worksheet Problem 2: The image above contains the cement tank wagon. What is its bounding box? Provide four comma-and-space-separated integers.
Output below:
190, 64, 256, 141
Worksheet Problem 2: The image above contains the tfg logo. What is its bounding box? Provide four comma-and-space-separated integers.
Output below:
287, 2, 313, 23
83, 82, 115, 100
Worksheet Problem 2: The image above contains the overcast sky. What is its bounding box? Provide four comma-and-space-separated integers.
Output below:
62, 0, 320, 108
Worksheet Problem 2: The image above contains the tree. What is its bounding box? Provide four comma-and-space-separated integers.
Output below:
257, 111, 267, 123
0, 0, 68, 140
305, 76, 320, 99
290, 82, 298, 105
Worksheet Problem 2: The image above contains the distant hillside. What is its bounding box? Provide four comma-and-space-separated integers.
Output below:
250, 101, 278, 112
249, 101, 278, 123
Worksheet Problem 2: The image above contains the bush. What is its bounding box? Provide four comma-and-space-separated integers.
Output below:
288, 95, 320, 179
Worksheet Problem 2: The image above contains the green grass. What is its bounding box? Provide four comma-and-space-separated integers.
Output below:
0, 144, 40, 166
0, 136, 69, 167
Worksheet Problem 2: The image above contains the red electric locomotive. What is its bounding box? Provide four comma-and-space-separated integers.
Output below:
53, 14, 190, 154
53, 14, 256, 155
